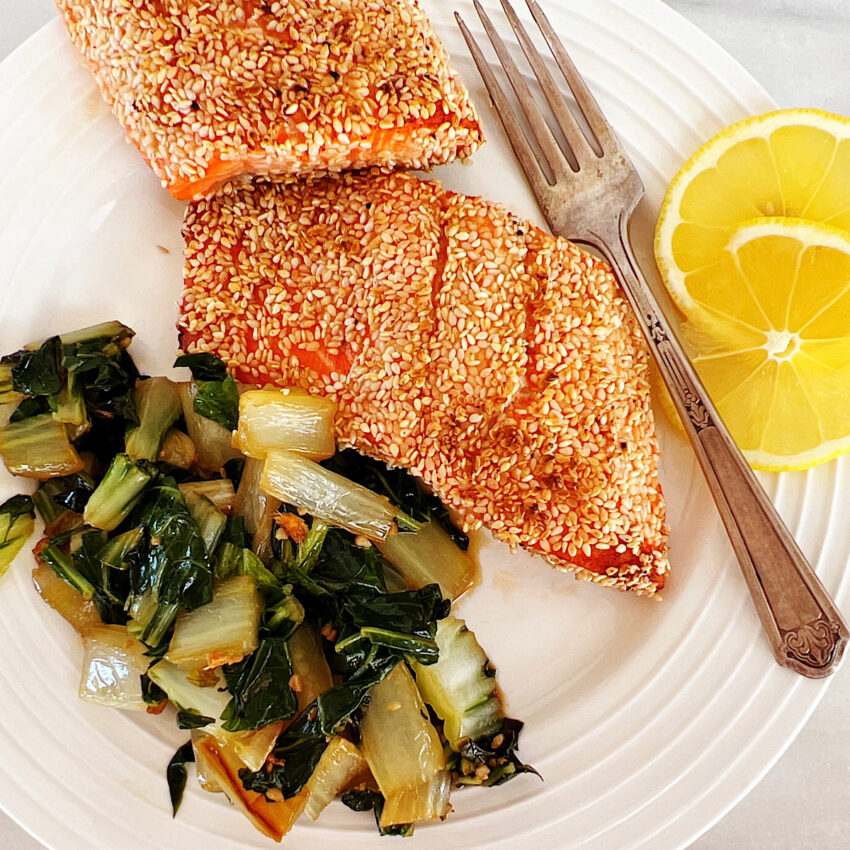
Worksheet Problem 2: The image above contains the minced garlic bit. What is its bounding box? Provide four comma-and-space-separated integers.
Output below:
56, 0, 483, 199
179, 171, 669, 595
274, 511, 309, 543
386, 701, 402, 713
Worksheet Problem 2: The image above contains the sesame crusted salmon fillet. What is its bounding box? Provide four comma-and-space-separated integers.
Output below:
179, 172, 669, 595
55, 0, 483, 200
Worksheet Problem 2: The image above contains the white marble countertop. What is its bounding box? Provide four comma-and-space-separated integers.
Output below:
1, 1, 849, 848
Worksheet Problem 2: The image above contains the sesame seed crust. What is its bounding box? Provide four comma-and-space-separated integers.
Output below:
179, 171, 669, 595
56, 0, 483, 199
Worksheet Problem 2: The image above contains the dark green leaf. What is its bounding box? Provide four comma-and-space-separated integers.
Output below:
240, 732, 327, 800
32, 473, 95, 524
173, 353, 228, 382
239, 646, 398, 799
3, 324, 138, 437
66, 341, 139, 422
219, 515, 251, 549
337, 584, 449, 664
220, 637, 298, 732
276, 561, 335, 611
349, 626, 438, 662
308, 528, 387, 596
70, 528, 129, 623
193, 376, 239, 432
275, 528, 385, 623
174, 353, 238, 431
340, 790, 415, 837
176, 709, 215, 730
74, 412, 134, 471
315, 646, 399, 735
11, 336, 62, 397
130, 475, 213, 611
339, 789, 378, 812
166, 741, 195, 817
141, 672, 167, 706
0, 494, 34, 523
127, 475, 213, 646
451, 717, 540, 787
10, 396, 51, 422
0, 495, 35, 571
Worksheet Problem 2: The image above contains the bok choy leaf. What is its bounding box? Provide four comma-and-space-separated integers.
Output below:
260, 450, 397, 540
166, 741, 195, 816
324, 449, 468, 549
0, 494, 35, 577
220, 637, 298, 732
233, 389, 336, 461
239, 645, 398, 800
78, 624, 150, 710
173, 353, 239, 432
358, 662, 449, 827
32, 472, 95, 524
336, 584, 449, 664
126, 475, 214, 648
341, 789, 415, 837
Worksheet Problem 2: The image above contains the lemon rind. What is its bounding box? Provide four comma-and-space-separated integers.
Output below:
744, 436, 850, 473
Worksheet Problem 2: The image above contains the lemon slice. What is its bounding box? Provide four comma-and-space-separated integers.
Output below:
678, 217, 850, 471
655, 108, 850, 311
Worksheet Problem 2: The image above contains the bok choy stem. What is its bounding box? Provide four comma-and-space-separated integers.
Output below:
125, 377, 182, 461
83, 454, 157, 531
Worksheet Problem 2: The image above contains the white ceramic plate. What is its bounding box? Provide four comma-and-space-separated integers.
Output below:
0, 2, 847, 849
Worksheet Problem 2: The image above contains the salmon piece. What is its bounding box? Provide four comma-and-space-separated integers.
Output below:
179, 172, 669, 595
56, 0, 483, 199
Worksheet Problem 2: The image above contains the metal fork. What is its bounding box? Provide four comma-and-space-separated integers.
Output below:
457, 0, 848, 678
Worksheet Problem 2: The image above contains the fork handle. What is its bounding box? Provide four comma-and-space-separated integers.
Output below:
591, 214, 848, 678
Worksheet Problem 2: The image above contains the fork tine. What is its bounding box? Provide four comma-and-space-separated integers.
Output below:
498, 0, 590, 167
471, 0, 567, 180
455, 12, 552, 197
524, 0, 619, 154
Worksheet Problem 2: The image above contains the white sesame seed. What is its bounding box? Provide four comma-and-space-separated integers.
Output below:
57, 0, 483, 199
179, 171, 669, 595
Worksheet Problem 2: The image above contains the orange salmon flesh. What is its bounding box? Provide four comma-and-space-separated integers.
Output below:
56, 0, 483, 199
179, 171, 669, 595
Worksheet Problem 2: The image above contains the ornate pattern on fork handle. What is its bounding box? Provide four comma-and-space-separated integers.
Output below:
780, 618, 843, 670
650, 326, 713, 433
